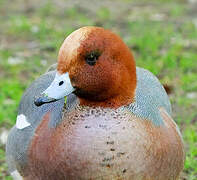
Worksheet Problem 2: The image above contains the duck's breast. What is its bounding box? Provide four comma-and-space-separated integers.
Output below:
27, 106, 184, 180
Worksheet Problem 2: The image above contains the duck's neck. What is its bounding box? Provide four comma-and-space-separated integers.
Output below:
79, 90, 136, 109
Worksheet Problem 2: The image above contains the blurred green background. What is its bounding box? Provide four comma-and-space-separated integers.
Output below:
0, 0, 197, 179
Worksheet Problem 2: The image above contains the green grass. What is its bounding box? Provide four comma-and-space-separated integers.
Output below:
0, 0, 197, 179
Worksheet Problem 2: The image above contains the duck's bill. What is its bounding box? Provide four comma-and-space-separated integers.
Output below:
34, 72, 75, 106
34, 95, 57, 106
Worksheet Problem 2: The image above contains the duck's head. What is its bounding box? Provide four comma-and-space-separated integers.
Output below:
35, 26, 136, 108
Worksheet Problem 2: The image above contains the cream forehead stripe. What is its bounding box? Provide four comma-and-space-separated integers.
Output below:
58, 27, 92, 63
16, 114, 31, 129
42, 72, 75, 99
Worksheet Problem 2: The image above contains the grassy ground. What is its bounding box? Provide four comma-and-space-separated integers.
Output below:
0, 0, 197, 179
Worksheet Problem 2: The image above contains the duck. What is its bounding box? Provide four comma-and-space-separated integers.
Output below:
6, 26, 185, 180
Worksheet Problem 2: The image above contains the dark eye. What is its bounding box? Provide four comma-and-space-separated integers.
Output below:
59, 81, 64, 86
85, 50, 101, 66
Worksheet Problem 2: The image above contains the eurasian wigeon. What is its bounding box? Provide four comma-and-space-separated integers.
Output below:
6, 26, 184, 180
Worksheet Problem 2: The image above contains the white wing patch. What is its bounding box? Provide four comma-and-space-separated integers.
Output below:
11, 170, 23, 180
16, 114, 31, 129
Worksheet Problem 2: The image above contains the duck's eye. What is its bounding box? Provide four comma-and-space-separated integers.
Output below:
85, 50, 101, 66
59, 81, 64, 86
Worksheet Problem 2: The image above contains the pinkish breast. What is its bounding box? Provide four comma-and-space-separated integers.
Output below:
26, 107, 184, 180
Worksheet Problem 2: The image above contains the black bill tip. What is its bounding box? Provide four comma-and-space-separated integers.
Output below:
34, 95, 57, 106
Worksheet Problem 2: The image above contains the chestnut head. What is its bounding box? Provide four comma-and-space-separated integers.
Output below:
35, 27, 136, 108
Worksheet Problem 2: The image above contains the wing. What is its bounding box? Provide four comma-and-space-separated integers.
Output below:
6, 70, 78, 178
127, 67, 172, 126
